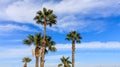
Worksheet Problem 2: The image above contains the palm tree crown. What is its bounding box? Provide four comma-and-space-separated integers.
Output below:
58, 56, 72, 67
23, 33, 56, 55
23, 33, 56, 53
34, 7, 57, 27
23, 33, 42, 46
22, 57, 32, 63
66, 31, 82, 43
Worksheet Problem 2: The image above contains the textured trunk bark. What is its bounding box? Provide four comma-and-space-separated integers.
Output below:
64, 65, 66, 67
40, 56, 42, 67
35, 46, 40, 67
36, 56, 39, 67
41, 22, 46, 67
24, 63, 27, 67
72, 41, 75, 67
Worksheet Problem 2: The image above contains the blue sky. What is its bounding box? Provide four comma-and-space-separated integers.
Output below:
0, 0, 120, 67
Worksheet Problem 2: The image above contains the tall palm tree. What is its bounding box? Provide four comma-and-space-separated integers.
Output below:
22, 57, 32, 67
65, 31, 82, 67
58, 56, 71, 67
34, 7, 57, 67
23, 33, 42, 67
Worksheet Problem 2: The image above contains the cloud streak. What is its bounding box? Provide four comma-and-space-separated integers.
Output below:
0, 46, 32, 59
0, 24, 37, 32
56, 41, 120, 50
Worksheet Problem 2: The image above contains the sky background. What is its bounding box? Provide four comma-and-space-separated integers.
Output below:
0, 0, 120, 67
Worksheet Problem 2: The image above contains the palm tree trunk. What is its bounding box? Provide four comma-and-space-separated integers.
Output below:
24, 63, 27, 67
35, 46, 40, 67
36, 56, 39, 67
40, 56, 42, 67
72, 41, 75, 67
64, 65, 67, 67
41, 22, 46, 67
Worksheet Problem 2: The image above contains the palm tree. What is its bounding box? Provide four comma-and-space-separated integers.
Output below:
23, 33, 42, 67
23, 33, 57, 67
58, 56, 71, 67
40, 36, 57, 66
22, 57, 32, 67
34, 7, 57, 67
65, 31, 82, 67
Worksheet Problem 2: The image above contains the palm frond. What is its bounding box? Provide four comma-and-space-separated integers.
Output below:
28, 34, 34, 42
22, 57, 32, 63
58, 64, 62, 67
45, 48, 48, 54
48, 46, 56, 52
23, 39, 32, 46
59, 56, 71, 67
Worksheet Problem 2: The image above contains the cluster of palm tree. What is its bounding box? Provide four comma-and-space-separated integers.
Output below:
22, 7, 82, 67
23, 33, 56, 67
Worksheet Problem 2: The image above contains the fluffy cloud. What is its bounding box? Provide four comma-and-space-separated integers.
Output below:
2, 0, 120, 21
3, 0, 39, 23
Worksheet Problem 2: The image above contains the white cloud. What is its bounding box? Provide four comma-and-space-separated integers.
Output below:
0, 0, 39, 23
44, 63, 120, 67
77, 64, 120, 67
56, 41, 120, 50
1, 0, 120, 19
0, 46, 32, 59
0, 41, 120, 67
0, 24, 37, 32
43, 0, 120, 16
44, 63, 81, 67
48, 15, 106, 32
0, 0, 120, 33
5, 1, 38, 23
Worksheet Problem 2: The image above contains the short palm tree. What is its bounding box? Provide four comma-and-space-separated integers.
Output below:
58, 56, 71, 67
23, 33, 56, 67
22, 57, 32, 67
34, 7, 57, 67
65, 31, 82, 67
23, 33, 42, 67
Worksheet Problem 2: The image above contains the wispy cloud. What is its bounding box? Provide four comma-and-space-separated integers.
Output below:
0, 0, 119, 33
0, 24, 37, 32
42, 0, 120, 16
48, 15, 106, 32
0, 41, 120, 67
1, 41, 120, 59
56, 41, 120, 50
1, 0, 120, 20
77, 64, 120, 67
0, 46, 32, 59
